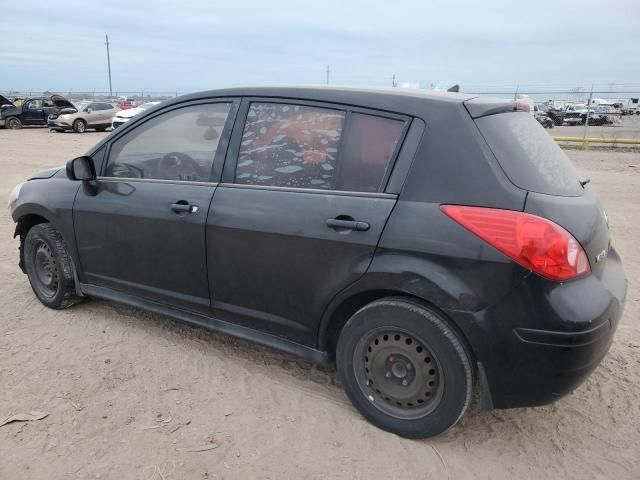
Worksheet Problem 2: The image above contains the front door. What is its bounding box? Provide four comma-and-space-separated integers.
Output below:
73, 101, 236, 312
22, 99, 45, 125
207, 100, 409, 345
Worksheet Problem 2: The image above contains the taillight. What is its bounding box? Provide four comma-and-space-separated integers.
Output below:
441, 205, 590, 281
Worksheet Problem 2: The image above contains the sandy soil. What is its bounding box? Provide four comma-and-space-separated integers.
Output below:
0, 128, 639, 480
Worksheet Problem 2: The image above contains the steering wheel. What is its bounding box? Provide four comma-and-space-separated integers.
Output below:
158, 152, 207, 181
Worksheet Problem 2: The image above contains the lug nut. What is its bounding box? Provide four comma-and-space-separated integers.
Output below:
406, 363, 412, 370
402, 379, 408, 386
385, 372, 392, 378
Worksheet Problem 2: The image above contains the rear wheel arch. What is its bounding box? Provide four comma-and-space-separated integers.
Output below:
320, 289, 476, 368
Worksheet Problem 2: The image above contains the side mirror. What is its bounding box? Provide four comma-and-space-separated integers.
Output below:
86, 108, 92, 114
66, 156, 96, 181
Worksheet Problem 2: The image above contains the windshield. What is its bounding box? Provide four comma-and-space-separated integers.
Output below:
73, 101, 90, 111
476, 112, 583, 196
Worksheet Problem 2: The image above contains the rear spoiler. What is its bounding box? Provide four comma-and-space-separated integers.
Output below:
464, 97, 530, 119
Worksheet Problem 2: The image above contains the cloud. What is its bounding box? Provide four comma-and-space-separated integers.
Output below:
1, 0, 639, 93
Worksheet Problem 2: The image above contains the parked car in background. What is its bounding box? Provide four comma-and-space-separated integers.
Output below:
117, 97, 136, 110
534, 111, 554, 128
111, 101, 160, 129
0, 94, 75, 129
8, 87, 627, 438
546, 103, 611, 126
49, 101, 118, 133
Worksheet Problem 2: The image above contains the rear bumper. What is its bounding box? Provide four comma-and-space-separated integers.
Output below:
448, 247, 627, 409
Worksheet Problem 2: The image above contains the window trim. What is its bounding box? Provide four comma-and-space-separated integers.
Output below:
221, 97, 411, 194
99, 98, 240, 184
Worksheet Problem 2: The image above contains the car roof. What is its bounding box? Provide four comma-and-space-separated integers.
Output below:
172, 86, 479, 118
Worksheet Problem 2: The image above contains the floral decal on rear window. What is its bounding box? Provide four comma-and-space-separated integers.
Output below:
236, 103, 345, 189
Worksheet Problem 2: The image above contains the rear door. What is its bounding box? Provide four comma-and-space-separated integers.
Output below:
74, 100, 237, 313
206, 99, 409, 345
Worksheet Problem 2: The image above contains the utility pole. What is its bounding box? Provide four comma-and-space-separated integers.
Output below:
392, 74, 397, 87
105, 34, 113, 98
326, 65, 330, 85
582, 84, 594, 150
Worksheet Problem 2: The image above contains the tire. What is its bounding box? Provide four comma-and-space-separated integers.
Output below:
6, 116, 22, 129
73, 119, 86, 133
24, 223, 82, 309
336, 298, 473, 438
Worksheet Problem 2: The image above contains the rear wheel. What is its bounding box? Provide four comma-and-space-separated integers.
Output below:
6, 116, 22, 129
73, 119, 86, 133
337, 298, 473, 438
24, 223, 82, 309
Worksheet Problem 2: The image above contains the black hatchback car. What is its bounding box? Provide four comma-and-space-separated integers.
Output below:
9, 87, 627, 438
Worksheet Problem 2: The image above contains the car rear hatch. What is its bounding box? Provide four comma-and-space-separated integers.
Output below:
465, 98, 616, 283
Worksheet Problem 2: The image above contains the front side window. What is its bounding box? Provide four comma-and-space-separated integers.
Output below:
27, 100, 43, 110
236, 103, 345, 189
105, 103, 231, 182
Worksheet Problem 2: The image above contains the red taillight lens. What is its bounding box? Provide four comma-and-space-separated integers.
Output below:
441, 205, 590, 281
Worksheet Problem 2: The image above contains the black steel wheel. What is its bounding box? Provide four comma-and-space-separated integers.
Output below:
32, 240, 59, 298
354, 328, 443, 419
337, 298, 473, 438
23, 223, 83, 309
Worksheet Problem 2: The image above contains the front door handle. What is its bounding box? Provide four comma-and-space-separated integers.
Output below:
326, 218, 370, 231
170, 202, 199, 214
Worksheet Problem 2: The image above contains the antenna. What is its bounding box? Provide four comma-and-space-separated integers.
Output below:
105, 34, 113, 98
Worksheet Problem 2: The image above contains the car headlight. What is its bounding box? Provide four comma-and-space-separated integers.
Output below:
8, 182, 23, 209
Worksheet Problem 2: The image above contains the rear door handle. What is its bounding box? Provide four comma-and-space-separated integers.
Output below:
170, 202, 199, 214
326, 218, 370, 231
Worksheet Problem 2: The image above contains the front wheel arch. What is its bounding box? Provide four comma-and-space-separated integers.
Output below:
15, 214, 50, 272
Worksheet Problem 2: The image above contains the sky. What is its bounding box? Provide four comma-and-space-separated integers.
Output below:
1, 0, 639, 96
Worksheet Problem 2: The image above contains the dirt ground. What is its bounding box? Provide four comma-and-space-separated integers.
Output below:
1, 128, 639, 480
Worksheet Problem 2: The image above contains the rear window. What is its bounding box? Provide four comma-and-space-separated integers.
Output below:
476, 112, 583, 196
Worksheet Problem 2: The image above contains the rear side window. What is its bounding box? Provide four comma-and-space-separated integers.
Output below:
235, 102, 405, 192
339, 113, 404, 192
236, 103, 345, 190
476, 112, 582, 196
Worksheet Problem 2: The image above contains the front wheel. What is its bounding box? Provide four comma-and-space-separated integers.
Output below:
24, 223, 83, 309
337, 298, 473, 438
6, 116, 22, 129
73, 119, 86, 133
